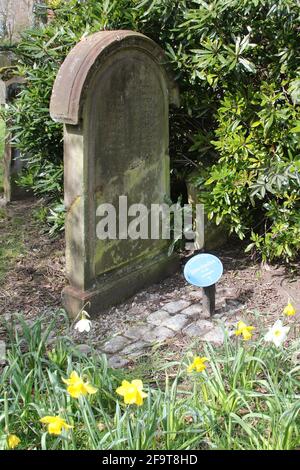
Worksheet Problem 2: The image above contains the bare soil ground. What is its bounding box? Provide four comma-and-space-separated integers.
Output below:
0, 198, 65, 317
0, 198, 299, 347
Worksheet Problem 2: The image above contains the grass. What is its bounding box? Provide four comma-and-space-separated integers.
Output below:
0, 209, 25, 282
0, 311, 300, 450
0, 120, 23, 282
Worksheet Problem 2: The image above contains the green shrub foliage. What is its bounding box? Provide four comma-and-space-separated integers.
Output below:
9, 0, 300, 259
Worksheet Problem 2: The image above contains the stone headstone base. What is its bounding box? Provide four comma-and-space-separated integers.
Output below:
63, 253, 179, 318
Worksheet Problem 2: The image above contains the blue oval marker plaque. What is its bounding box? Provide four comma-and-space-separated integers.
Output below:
184, 253, 223, 288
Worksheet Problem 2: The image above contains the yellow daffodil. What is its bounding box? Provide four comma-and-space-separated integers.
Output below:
62, 371, 97, 398
234, 321, 254, 341
40, 416, 73, 435
283, 302, 296, 317
187, 356, 208, 373
7, 434, 20, 449
116, 379, 148, 406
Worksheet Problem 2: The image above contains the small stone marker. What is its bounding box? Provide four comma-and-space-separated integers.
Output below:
50, 31, 179, 317
184, 253, 223, 316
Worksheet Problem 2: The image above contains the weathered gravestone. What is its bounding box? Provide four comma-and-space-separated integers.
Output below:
0, 79, 6, 106
50, 31, 179, 318
2, 77, 29, 203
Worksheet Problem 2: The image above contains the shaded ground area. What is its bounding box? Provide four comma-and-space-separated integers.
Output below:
0, 198, 299, 365
0, 198, 65, 317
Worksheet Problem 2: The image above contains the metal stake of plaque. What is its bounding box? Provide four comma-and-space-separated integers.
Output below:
202, 284, 216, 316
184, 253, 223, 318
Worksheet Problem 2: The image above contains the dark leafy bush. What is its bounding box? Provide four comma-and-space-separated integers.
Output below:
9, 0, 300, 260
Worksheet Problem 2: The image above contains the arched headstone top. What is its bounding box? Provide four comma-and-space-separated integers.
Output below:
50, 30, 179, 125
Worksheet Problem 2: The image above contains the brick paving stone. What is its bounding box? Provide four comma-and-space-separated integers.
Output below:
181, 303, 203, 318
76, 344, 92, 355
200, 327, 224, 345
163, 300, 191, 314
108, 355, 130, 369
101, 336, 131, 354
183, 320, 214, 338
124, 324, 154, 341
161, 314, 190, 332
143, 326, 174, 343
147, 310, 171, 326
121, 340, 150, 357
